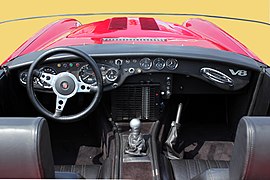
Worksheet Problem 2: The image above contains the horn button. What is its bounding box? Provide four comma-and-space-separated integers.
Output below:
55, 76, 76, 95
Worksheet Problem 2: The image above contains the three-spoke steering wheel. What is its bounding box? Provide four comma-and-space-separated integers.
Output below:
27, 47, 103, 122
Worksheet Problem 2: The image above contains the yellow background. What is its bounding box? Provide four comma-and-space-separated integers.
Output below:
0, 0, 269, 64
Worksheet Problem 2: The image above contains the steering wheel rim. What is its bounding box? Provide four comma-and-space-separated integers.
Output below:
27, 47, 103, 122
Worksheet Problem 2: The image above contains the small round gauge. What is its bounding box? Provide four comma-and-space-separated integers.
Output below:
106, 68, 119, 82
166, 58, 178, 70
19, 72, 28, 84
153, 58, 165, 70
79, 65, 97, 85
37, 67, 57, 88
139, 58, 152, 70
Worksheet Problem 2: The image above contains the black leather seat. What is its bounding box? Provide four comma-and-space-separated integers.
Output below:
170, 116, 270, 180
0, 117, 100, 179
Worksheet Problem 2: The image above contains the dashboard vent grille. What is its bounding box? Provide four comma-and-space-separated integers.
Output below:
103, 37, 167, 42
111, 84, 160, 121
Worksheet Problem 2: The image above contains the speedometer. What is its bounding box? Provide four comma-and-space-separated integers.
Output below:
79, 65, 97, 85
37, 67, 57, 88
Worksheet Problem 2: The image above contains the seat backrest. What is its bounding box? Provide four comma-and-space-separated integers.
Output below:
0, 117, 54, 178
230, 116, 270, 180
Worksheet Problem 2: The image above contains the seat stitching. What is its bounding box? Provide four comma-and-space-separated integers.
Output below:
195, 160, 199, 174
209, 169, 214, 180
197, 160, 201, 174
78, 165, 81, 176
98, 165, 102, 178
188, 160, 192, 179
225, 161, 229, 167
217, 160, 221, 168
72, 165, 75, 173
214, 160, 219, 168
206, 160, 210, 170
197, 160, 202, 172
185, 160, 191, 180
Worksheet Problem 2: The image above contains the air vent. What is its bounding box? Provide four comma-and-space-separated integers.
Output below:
111, 84, 160, 121
139, 17, 159, 30
103, 37, 167, 42
109, 17, 127, 30
201, 67, 234, 87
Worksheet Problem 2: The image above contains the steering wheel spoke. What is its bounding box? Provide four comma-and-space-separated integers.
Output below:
77, 81, 98, 93
53, 96, 68, 117
39, 72, 56, 86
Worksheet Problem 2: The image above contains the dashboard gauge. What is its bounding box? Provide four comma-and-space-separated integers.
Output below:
19, 72, 28, 84
20, 71, 39, 85
139, 58, 152, 70
79, 65, 97, 85
106, 68, 118, 82
37, 67, 57, 88
153, 58, 165, 70
166, 58, 178, 70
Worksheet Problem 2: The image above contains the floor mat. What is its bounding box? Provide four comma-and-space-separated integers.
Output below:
184, 141, 234, 161
52, 140, 102, 165
75, 145, 103, 165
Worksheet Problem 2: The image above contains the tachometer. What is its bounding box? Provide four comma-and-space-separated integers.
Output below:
79, 65, 97, 85
37, 67, 57, 88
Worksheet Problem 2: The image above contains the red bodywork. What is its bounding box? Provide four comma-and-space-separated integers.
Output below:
2, 17, 261, 65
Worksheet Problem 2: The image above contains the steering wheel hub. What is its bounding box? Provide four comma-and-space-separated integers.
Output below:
53, 72, 77, 96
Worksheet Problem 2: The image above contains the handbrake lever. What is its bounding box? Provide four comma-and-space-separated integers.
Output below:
164, 103, 183, 159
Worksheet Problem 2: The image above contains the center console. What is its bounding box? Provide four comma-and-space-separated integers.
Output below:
115, 120, 161, 180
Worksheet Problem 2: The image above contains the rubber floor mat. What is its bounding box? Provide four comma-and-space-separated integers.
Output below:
184, 141, 233, 161
75, 145, 103, 165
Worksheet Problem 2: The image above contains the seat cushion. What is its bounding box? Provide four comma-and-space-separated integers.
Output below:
192, 168, 229, 180
0, 117, 54, 178
55, 165, 101, 179
170, 159, 229, 180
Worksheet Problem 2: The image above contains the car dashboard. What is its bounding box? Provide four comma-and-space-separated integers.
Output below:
18, 55, 252, 94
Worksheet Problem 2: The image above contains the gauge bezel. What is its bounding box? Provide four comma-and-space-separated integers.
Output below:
37, 66, 57, 88
166, 58, 179, 70
105, 68, 119, 82
19, 71, 28, 84
139, 57, 152, 70
153, 58, 165, 70
78, 64, 97, 85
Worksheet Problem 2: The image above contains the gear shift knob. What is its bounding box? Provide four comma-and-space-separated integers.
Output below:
130, 118, 141, 130
125, 118, 146, 156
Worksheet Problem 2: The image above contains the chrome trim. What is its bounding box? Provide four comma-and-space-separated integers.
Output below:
105, 68, 119, 82
201, 67, 234, 86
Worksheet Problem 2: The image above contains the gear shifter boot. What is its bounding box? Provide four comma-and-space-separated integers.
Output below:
125, 118, 146, 156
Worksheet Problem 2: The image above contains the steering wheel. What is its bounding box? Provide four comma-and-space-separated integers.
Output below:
26, 47, 103, 122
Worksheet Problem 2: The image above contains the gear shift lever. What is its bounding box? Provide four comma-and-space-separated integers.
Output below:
130, 118, 141, 135
125, 118, 146, 156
